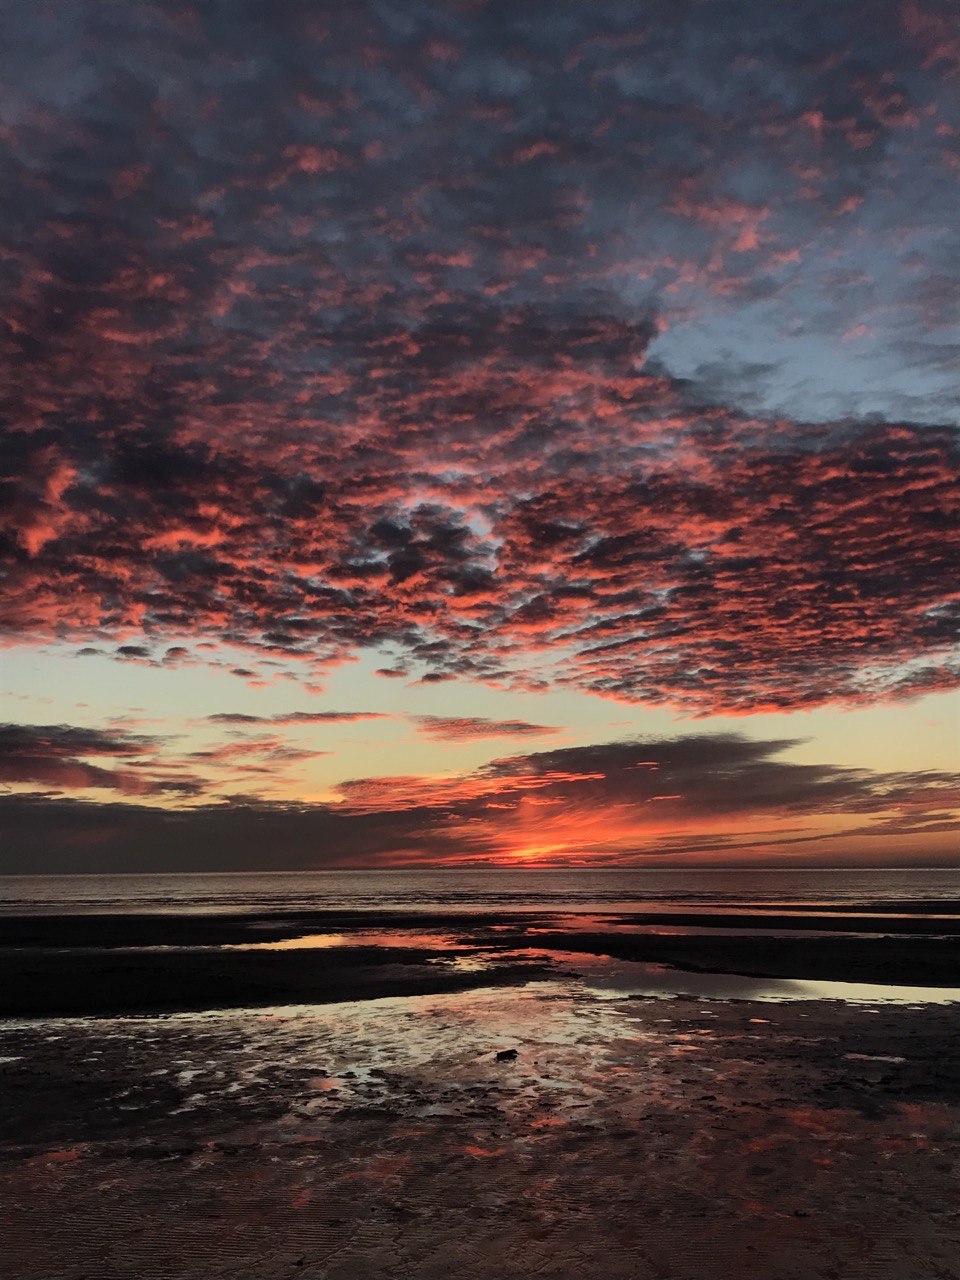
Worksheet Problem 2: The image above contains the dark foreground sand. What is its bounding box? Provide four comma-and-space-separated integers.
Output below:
3, 965, 960, 1280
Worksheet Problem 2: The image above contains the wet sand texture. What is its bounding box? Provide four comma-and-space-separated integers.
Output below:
2, 989, 960, 1280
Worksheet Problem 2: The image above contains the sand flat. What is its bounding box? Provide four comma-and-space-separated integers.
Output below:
4, 908, 960, 1018
3, 974, 960, 1280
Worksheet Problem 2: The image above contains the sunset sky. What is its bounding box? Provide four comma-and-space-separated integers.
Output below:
1, 0, 957, 872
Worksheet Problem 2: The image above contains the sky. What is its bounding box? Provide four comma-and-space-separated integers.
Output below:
0, 0, 957, 873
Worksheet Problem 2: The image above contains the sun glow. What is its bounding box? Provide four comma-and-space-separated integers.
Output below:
507, 841, 573, 863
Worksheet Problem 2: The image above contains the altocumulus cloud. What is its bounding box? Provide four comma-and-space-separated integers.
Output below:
0, 1, 957, 714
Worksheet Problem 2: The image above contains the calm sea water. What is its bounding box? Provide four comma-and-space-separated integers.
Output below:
1, 867, 958, 915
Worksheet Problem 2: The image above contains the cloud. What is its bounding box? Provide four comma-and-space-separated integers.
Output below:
206, 711, 387, 725
1, 731, 955, 871
2, 323, 956, 713
187, 736, 328, 767
412, 716, 560, 740
202, 710, 557, 739
0, 723, 200, 797
0, 0, 956, 715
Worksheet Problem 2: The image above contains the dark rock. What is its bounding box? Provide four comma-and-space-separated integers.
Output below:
495, 1048, 518, 1062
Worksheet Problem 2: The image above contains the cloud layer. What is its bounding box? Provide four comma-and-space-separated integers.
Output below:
1, 730, 956, 872
0, 1, 957, 715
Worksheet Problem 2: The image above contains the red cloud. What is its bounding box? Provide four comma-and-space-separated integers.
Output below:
2, 391, 956, 713
0, 5, 957, 716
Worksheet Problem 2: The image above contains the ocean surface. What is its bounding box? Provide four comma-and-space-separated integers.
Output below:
2, 866, 958, 915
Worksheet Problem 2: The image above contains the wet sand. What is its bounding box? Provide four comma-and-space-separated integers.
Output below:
3, 907, 960, 1278
3, 909, 960, 1017
3, 979, 960, 1280
0, 945, 555, 1018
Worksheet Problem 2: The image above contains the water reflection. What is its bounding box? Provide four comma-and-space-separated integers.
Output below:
230, 930, 467, 952
231, 925, 960, 1006
548, 949, 960, 1005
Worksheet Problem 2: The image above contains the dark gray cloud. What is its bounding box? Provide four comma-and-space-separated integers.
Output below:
0, 722, 200, 796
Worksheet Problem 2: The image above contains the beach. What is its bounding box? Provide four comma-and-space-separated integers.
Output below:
4, 0, 958, 1271
2, 870, 960, 1278
3, 983, 960, 1279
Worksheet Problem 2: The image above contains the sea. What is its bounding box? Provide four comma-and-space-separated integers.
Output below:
1, 866, 958, 916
